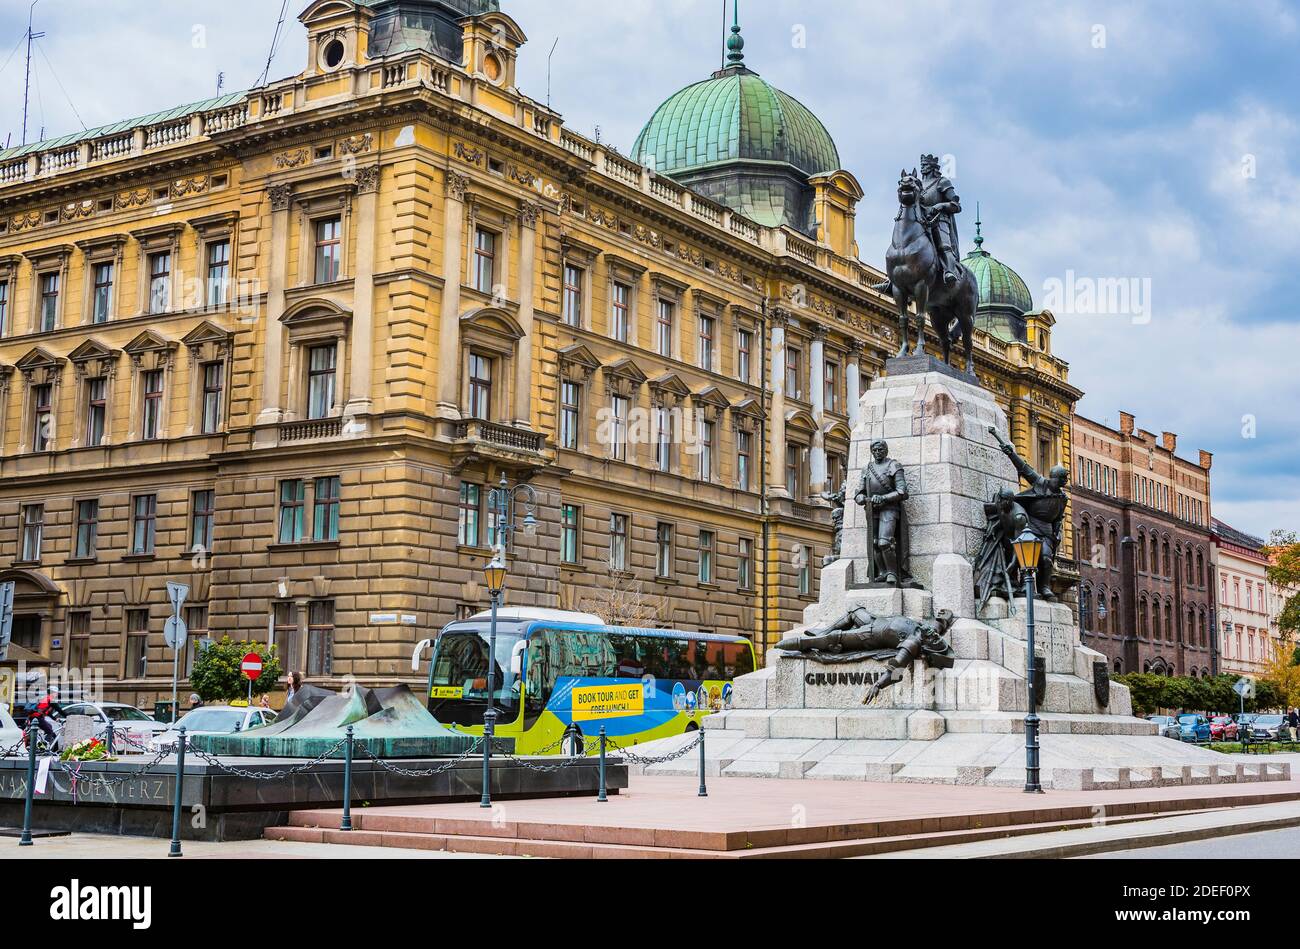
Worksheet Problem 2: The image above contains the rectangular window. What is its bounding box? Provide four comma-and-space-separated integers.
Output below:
206, 240, 231, 305
656, 299, 674, 357
278, 480, 306, 544
32, 383, 53, 452
307, 600, 335, 677
190, 489, 215, 555
786, 348, 802, 399
560, 381, 581, 450
124, 609, 150, 679
184, 606, 208, 677
40, 272, 60, 331
786, 443, 803, 497
131, 494, 157, 555
738, 537, 754, 591
699, 419, 715, 481
473, 227, 497, 293
468, 351, 493, 420
698, 314, 715, 369
314, 217, 342, 284
824, 361, 839, 413
307, 344, 337, 419
86, 377, 107, 446
313, 476, 341, 541
201, 361, 224, 433
20, 504, 44, 562
609, 513, 628, 572
148, 252, 170, 314
656, 523, 674, 578
458, 482, 481, 547
827, 453, 845, 494
273, 602, 298, 677
610, 395, 630, 462
655, 406, 672, 472
560, 504, 581, 564
737, 430, 752, 491
0, 280, 8, 335
67, 611, 91, 671
74, 499, 99, 559
92, 262, 114, 323
799, 548, 812, 595
142, 369, 164, 439
611, 282, 631, 342
562, 264, 583, 326
737, 329, 752, 384
699, 530, 715, 584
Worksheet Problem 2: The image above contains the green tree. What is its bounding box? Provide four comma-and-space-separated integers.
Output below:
189, 637, 284, 704
1264, 531, 1300, 638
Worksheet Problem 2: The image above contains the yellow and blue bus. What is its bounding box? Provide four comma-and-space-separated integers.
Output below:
416, 609, 756, 754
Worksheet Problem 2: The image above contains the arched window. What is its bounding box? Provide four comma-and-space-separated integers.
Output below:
1111, 593, 1121, 634
1196, 550, 1205, 586
1108, 526, 1119, 569
1138, 598, 1149, 639
1114, 657, 1123, 674
1080, 518, 1092, 564
1136, 530, 1146, 571
1164, 602, 1173, 641
1080, 586, 1092, 633
1151, 534, 1160, 574
1187, 607, 1196, 646
1162, 540, 1171, 578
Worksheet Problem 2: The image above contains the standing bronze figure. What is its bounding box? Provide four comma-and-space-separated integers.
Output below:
988, 427, 1069, 600
854, 439, 917, 587
973, 487, 1029, 611
872, 163, 978, 374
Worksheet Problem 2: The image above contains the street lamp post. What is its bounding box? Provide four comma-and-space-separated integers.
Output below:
1013, 530, 1045, 794
478, 474, 539, 810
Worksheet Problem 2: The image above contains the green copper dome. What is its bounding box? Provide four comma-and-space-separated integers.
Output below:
631, 68, 841, 183
963, 220, 1033, 314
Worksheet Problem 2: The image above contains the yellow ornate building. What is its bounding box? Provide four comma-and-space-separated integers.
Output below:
0, 0, 1080, 706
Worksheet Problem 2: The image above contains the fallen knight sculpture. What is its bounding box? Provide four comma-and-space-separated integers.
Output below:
776, 608, 956, 705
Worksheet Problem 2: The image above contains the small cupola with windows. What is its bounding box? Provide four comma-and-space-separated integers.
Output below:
298, 0, 375, 78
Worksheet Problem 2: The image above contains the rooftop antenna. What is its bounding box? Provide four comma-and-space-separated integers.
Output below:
22, 0, 44, 146
545, 36, 558, 111
216, 71, 225, 96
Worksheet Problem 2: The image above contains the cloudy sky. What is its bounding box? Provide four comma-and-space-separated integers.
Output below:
1, 0, 1296, 539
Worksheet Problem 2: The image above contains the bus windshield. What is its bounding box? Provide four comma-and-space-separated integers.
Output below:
430, 626, 522, 708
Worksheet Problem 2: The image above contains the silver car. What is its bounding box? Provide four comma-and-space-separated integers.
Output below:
58, 701, 170, 753
149, 705, 277, 752
1147, 715, 1181, 739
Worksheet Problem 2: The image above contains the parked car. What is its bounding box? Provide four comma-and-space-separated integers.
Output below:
57, 702, 170, 753
148, 705, 277, 752
0, 706, 22, 753
1209, 716, 1239, 741
1176, 714, 1211, 743
1147, 715, 1181, 739
1249, 714, 1287, 741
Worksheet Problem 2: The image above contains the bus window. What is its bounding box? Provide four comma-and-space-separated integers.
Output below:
610, 634, 647, 679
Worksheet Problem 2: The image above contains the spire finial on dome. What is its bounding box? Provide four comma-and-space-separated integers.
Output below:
974, 201, 984, 250
726, 0, 745, 65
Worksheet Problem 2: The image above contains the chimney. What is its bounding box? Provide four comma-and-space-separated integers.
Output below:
1162, 432, 1177, 453
1119, 411, 1135, 435
1199, 450, 1213, 470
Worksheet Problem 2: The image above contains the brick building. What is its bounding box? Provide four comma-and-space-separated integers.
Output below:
1071, 412, 1215, 676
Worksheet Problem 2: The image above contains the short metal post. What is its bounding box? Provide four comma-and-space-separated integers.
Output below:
104, 719, 115, 757
341, 726, 354, 831
1023, 574, 1044, 794
168, 727, 187, 857
597, 726, 607, 803
697, 727, 708, 798
19, 721, 37, 846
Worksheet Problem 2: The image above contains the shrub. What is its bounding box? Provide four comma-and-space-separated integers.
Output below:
189, 637, 283, 704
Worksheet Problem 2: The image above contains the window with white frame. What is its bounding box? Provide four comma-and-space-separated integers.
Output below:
611, 282, 631, 343
201, 361, 224, 433
656, 522, 673, 578
737, 328, 752, 384
92, 262, 115, 324
560, 504, 581, 564
560, 381, 581, 450
699, 418, 715, 481
313, 217, 342, 284
20, 504, 44, 561
654, 405, 673, 472
31, 383, 53, 452
656, 299, 674, 357
131, 494, 157, 555
698, 530, 715, 584
609, 513, 628, 571
473, 227, 497, 293
85, 376, 107, 446
306, 344, 338, 419
206, 240, 231, 305
610, 394, 630, 462
467, 351, 494, 420
698, 314, 715, 370
74, 499, 99, 559
738, 537, 754, 590
148, 252, 171, 314
141, 369, 164, 439
562, 264, 584, 327
39, 272, 61, 331
737, 430, 752, 491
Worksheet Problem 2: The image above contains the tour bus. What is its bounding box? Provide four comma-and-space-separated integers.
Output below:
412, 609, 757, 754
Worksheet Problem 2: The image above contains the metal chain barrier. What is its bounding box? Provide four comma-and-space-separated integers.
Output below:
605, 730, 704, 766
0, 738, 25, 759
51, 746, 172, 794
185, 738, 348, 780
354, 736, 485, 777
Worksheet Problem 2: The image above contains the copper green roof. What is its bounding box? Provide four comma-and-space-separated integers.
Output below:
962, 217, 1033, 315
0, 91, 247, 162
631, 66, 840, 181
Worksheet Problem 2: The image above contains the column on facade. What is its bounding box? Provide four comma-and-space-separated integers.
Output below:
809, 323, 827, 497
846, 341, 862, 429
435, 170, 469, 419
513, 202, 539, 427
768, 312, 788, 497
255, 184, 293, 436
344, 165, 380, 426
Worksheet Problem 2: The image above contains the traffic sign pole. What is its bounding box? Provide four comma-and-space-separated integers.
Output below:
165, 582, 190, 725
241, 652, 263, 708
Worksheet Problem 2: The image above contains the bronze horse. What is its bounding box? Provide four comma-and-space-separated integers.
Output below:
873, 171, 977, 374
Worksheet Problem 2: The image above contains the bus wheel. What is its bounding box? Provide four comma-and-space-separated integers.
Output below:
684, 721, 699, 733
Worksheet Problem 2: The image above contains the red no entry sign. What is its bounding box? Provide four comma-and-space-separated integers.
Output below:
242, 653, 263, 681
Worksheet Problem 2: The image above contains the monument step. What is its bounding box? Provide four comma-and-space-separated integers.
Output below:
265, 799, 1263, 859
